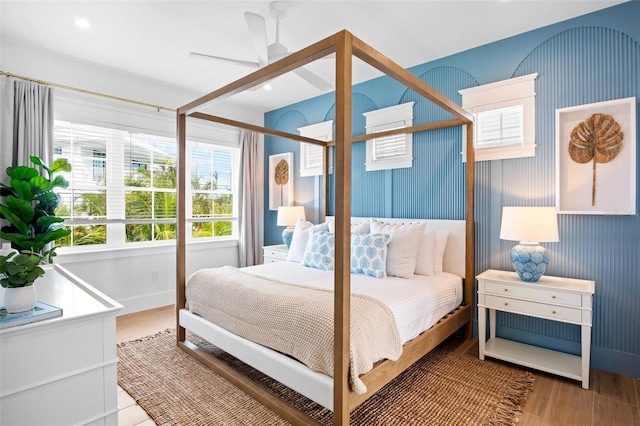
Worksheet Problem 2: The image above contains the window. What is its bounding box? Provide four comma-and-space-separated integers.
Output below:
459, 73, 538, 162
298, 120, 333, 177
363, 102, 414, 171
53, 121, 238, 249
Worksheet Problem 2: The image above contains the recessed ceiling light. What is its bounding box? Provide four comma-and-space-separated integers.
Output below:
264, 84, 272, 91
75, 18, 90, 29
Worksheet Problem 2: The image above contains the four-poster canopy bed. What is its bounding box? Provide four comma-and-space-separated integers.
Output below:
176, 30, 475, 426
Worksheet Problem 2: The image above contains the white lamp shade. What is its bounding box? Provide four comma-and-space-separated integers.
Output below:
500, 207, 559, 243
277, 206, 306, 227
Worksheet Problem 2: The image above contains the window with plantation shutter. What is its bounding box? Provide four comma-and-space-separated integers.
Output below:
52, 120, 238, 249
363, 102, 414, 171
459, 73, 537, 162
298, 120, 333, 177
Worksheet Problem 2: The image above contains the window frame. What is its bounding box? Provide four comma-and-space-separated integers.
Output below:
363, 102, 415, 171
459, 73, 538, 162
297, 120, 333, 177
52, 119, 240, 252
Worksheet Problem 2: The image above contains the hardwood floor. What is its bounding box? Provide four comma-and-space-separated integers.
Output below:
116, 305, 640, 426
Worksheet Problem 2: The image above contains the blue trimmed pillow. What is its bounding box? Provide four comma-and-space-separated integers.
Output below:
301, 230, 335, 271
350, 233, 392, 279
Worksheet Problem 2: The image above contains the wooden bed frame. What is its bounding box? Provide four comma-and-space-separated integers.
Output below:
176, 30, 475, 426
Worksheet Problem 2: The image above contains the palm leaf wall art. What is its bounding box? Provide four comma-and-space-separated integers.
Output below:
568, 113, 624, 206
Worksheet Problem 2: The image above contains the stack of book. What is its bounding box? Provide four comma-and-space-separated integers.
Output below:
0, 301, 63, 329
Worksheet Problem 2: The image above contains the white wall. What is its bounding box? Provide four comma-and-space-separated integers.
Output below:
2, 39, 263, 124
56, 240, 239, 315
1, 39, 258, 315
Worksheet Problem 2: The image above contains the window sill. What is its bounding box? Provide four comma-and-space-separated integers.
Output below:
56, 238, 238, 264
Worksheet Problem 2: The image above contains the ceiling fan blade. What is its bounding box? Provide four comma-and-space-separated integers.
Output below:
293, 68, 332, 92
244, 12, 269, 67
189, 52, 260, 68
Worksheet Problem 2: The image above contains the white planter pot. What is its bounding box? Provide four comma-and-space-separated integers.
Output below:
4, 284, 37, 313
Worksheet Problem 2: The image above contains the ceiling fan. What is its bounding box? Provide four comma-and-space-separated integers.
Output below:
189, 1, 332, 92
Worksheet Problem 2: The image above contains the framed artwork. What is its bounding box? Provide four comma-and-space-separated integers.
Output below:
268, 152, 293, 211
556, 97, 636, 215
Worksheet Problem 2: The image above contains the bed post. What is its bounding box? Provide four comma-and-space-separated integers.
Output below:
333, 30, 353, 426
177, 112, 187, 343
464, 122, 475, 340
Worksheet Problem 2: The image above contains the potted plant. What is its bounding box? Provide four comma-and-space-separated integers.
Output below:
0, 156, 72, 312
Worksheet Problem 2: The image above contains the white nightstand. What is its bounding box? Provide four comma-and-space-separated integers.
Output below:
263, 244, 289, 263
476, 269, 595, 389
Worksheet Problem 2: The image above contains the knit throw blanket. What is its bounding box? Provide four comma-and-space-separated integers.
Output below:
186, 266, 402, 393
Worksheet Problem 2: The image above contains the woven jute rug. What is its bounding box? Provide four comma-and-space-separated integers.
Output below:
117, 329, 534, 425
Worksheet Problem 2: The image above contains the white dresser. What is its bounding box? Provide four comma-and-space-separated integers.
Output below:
477, 269, 595, 389
263, 244, 289, 263
1, 264, 122, 426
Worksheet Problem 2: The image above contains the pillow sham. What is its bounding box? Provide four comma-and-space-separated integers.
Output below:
287, 219, 329, 263
433, 232, 449, 274
301, 230, 335, 271
350, 233, 392, 279
369, 219, 426, 278
414, 231, 436, 276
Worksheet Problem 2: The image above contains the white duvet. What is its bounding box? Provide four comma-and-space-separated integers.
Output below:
242, 261, 463, 344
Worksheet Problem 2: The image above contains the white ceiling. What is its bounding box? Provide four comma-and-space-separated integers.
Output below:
0, 0, 628, 113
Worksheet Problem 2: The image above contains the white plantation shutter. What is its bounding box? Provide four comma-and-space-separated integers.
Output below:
372, 122, 407, 161
298, 121, 333, 177
364, 102, 414, 171
475, 105, 523, 149
305, 144, 323, 169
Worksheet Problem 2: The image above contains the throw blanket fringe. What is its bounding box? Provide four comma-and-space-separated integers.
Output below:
186, 266, 402, 393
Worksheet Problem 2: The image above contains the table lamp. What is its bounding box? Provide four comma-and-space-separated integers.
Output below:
499, 206, 559, 282
277, 206, 305, 248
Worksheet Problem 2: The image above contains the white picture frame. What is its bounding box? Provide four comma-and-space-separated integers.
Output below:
556, 97, 636, 215
268, 152, 293, 211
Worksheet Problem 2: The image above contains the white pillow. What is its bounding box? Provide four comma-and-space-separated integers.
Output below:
327, 220, 370, 234
369, 219, 426, 278
434, 232, 449, 274
414, 231, 435, 276
287, 219, 329, 262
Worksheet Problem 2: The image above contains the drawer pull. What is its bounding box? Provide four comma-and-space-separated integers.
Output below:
552, 295, 557, 299
504, 302, 508, 306
552, 310, 557, 314
504, 288, 508, 292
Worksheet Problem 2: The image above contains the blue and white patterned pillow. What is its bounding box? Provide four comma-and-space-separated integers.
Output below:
350, 233, 392, 279
301, 230, 335, 271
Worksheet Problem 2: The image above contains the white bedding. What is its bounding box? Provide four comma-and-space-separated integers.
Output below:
242, 261, 463, 344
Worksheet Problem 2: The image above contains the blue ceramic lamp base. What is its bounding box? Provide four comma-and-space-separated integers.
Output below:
510, 242, 549, 282
282, 227, 294, 248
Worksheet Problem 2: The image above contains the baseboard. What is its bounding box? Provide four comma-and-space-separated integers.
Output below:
117, 290, 175, 315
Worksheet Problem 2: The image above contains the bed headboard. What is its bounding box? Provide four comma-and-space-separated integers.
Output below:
327, 217, 466, 278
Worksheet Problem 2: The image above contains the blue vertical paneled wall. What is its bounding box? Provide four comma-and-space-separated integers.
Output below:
263, 2, 640, 378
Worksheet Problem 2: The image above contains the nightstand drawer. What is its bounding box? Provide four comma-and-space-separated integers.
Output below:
484, 295, 583, 323
484, 281, 582, 307
264, 248, 288, 260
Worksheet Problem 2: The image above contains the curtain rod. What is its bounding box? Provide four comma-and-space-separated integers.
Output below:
0, 70, 176, 113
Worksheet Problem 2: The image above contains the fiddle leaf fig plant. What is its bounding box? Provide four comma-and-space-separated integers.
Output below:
0, 155, 72, 287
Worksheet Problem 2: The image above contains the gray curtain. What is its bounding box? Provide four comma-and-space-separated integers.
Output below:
238, 130, 264, 267
0, 76, 14, 185
11, 79, 54, 168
